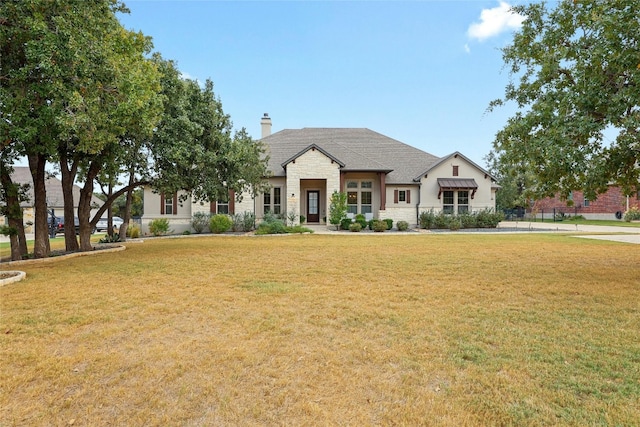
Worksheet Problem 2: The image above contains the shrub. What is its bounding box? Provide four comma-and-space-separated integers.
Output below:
126, 224, 141, 239
191, 212, 210, 234
367, 220, 375, 230
459, 212, 477, 229
286, 225, 313, 234
354, 214, 367, 229
340, 218, 353, 230
299, 215, 306, 224
209, 214, 232, 234
231, 211, 256, 232
183, 230, 191, 235
419, 210, 436, 229
98, 233, 120, 243
383, 218, 393, 230
349, 223, 362, 232
255, 212, 287, 235
475, 208, 503, 228
434, 212, 450, 229
397, 220, 409, 231
449, 218, 461, 231
624, 207, 640, 222
372, 220, 387, 232
329, 191, 348, 230
148, 218, 171, 236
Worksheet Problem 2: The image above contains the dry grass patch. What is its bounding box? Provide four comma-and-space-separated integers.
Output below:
1, 234, 639, 426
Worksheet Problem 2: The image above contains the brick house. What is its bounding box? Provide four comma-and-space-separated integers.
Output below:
532, 186, 640, 220
142, 114, 499, 234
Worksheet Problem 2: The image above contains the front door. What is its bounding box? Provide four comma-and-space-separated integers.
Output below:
307, 190, 320, 223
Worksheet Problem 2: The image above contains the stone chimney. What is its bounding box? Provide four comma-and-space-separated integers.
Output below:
260, 113, 272, 138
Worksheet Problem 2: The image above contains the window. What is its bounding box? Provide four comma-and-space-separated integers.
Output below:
161, 193, 176, 215
347, 191, 358, 214
273, 187, 281, 214
345, 180, 373, 214
453, 165, 459, 177
361, 191, 372, 214
164, 196, 173, 215
443, 191, 454, 214
263, 187, 281, 215
399, 190, 406, 202
584, 197, 590, 207
217, 196, 229, 215
458, 191, 469, 214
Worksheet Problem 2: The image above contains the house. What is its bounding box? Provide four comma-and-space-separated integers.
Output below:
1, 166, 104, 232
141, 114, 499, 234
531, 186, 640, 220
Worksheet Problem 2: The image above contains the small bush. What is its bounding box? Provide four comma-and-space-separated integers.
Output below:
255, 213, 287, 234
99, 233, 120, 243
434, 212, 450, 229
383, 218, 393, 230
299, 215, 306, 224
419, 210, 436, 229
127, 224, 140, 239
354, 214, 367, 229
459, 212, 477, 229
210, 214, 232, 234
367, 220, 375, 230
372, 220, 387, 232
397, 220, 409, 231
624, 207, 640, 222
340, 218, 353, 230
349, 223, 362, 232
191, 212, 210, 234
449, 218, 461, 231
148, 218, 171, 236
231, 211, 256, 232
286, 225, 313, 234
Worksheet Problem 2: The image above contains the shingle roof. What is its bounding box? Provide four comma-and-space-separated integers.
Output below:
261, 128, 440, 184
10, 166, 103, 209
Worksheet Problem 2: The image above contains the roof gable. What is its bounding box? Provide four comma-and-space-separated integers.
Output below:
414, 151, 496, 182
281, 144, 345, 168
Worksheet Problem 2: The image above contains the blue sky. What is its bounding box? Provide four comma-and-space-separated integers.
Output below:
117, 0, 530, 167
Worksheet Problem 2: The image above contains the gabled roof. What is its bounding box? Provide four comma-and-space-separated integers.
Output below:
261, 128, 440, 184
281, 144, 345, 168
414, 151, 496, 182
10, 166, 103, 209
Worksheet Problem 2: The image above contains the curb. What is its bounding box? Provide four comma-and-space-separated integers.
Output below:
0, 271, 26, 287
0, 245, 126, 267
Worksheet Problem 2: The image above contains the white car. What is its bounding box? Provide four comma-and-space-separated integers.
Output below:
96, 216, 124, 232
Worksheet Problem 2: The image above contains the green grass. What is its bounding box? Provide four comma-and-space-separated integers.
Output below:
1, 234, 639, 426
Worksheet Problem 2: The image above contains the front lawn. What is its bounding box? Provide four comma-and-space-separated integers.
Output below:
1, 234, 638, 425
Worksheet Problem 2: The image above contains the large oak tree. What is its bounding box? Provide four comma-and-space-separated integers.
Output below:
490, 0, 640, 202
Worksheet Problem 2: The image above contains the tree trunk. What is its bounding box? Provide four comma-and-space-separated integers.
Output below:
28, 154, 50, 258
0, 164, 28, 260
59, 153, 79, 251
118, 167, 136, 242
78, 160, 101, 251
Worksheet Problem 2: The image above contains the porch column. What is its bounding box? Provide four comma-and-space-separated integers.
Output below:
340, 172, 345, 192
379, 172, 386, 210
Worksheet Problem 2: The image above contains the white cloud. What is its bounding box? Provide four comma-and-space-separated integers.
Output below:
467, 1, 526, 42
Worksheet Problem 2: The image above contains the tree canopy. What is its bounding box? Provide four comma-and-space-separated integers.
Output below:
490, 0, 640, 202
1, 1, 269, 259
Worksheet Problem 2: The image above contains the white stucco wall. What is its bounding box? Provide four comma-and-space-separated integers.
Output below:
418, 156, 496, 214
141, 188, 193, 235
382, 184, 421, 227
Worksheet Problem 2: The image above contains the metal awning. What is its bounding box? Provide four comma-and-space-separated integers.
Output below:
437, 178, 478, 199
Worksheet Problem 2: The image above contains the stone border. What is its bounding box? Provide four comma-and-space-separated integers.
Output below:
0, 244, 126, 267
0, 271, 26, 286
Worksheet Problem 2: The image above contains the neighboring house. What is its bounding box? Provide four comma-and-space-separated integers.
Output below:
532, 186, 640, 220
1, 166, 104, 232
142, 114, 499, 234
